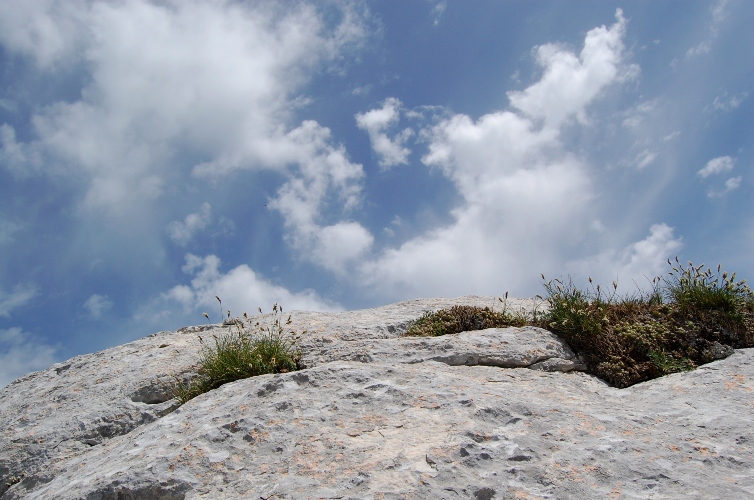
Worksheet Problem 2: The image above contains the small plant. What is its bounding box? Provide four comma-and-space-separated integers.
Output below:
4, 471, 27, 488
174, 303, 305, 404
647, 349, 694, 375
539, 275, 618, 344
537, 260, 753, 387
664, 258, 752, 326
404, 293, 530, 337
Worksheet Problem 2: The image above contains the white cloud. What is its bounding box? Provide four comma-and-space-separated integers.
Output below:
83, 294, 113, 319
355, 97, 413, 169
164, 254, 339, 321
0, 283, 37, 318
507, 9, 637, 129
700, 157, 743, 197
1, 0, 368, 216
263, 120, 373, 272
359, 9, 644, 300
725, 176, 742, 190
621, 116, 642, 129
707, 176, 742, 198
0, 327, 59, 388
351, 85, 372, 96
168, 202, 213, 246
621, 100, 658, 129
0, 0, 373, 286
698, 156, 735, 177
686, 0, 729, 59
565, 224, 683, 290
430, 2, 447, 27
686, 41, 711, 59
635, 149, 657, 170
383, 216, 404, 238
361, 158, 592, 298
662, 131, 681, 142
309, 222, 374, 274
0, 214, 22, 246
0, 124, 43, 177
0, 0, 89, 69
710, 91, 748, 112
0, 98, 17, 112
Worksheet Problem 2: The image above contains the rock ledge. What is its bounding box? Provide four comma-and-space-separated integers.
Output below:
1, 296, 752, 499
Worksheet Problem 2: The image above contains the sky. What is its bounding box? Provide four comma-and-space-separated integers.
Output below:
0, 0, 751, 387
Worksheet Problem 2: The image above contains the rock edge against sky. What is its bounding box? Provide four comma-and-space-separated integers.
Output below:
1, 296, 753, 498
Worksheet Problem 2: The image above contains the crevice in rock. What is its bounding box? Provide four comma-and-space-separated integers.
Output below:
86, 478, 191, 500
54, 364, 71, 375
428, 353, 586, 373
385, 321, 412, 335
130, 384, 174, 405
176, 324, 214, 335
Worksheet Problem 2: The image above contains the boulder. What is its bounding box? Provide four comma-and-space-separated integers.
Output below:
1, 296, 752, 499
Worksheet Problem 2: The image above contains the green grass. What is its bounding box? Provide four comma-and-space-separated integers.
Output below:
173, 303, 304, 404
404, 259, 753, 388
404, 292, 537, 337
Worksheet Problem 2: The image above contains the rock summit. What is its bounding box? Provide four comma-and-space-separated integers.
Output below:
1, 296, 753, 498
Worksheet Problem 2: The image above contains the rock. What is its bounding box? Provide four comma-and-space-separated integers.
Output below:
1, 296, 751, 499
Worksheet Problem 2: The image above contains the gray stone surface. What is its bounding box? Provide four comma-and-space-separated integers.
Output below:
1, 296, 752, 499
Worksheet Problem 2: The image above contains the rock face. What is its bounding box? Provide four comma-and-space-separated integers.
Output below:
1, 296, 753, 499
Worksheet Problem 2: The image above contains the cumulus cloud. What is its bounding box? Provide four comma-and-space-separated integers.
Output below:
309, 222, 375, 273
164, 254, 339, 321
0, 124, 43, 177
0, 327, 59, 388
1, 0, 368, 215
565, 224, 683, 290
83, 294, 113, 319
0, 283, 37, 318
686, 0, 729, 59
0, 0, 373, 295
507, 9, 637, 129
707, 176, 742, 198
724, 176, 742, 190
634, 149, 657, 170
359, 9, 664, 300
662, 131, 681, 142
361, 156, 591, 298
0, 98, 17, 112
0, 0, 89, 68
168, 203, 213, 246
621, 100, 658, 129
355, 98, 413, 169
430, 2, 447, 26
0, 214, 22, 246
266, 121, 373, 273
698, 156, 735, 177
710, 91, 748, 112
698, 157, 742, 197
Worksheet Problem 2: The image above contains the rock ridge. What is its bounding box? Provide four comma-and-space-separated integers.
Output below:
1, 296, 752, 499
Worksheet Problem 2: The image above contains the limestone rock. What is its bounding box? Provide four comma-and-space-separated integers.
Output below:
1, 296, 751, 499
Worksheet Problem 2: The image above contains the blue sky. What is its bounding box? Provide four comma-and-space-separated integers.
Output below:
0, 0, 751, 387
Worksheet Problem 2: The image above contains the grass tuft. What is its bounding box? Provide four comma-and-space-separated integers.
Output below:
537, 260, 753, 387
173, 303, 304, 404
404, 294, 538, 337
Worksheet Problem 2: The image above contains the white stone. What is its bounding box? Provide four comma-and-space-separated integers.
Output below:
1, 296, 751, 499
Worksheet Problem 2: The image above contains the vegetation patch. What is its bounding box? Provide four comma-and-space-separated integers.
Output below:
173, 303, 304, 404
405, 259, 753, 388
404, 294, 532, 337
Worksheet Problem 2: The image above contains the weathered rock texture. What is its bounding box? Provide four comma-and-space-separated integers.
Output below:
1, 296, 753, 499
